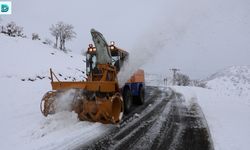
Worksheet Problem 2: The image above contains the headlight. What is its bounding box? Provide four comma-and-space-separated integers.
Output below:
110, 46, 115, 50
110, 41, 115, 45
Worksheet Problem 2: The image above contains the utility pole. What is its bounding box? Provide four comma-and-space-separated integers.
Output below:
169, 68, 180, 85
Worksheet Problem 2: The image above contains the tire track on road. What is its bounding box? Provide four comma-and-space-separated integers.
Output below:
78, 87, 214, 150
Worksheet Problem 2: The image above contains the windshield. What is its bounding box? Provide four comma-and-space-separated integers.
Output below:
112, 55, 120, 66
86, 53, 97, 75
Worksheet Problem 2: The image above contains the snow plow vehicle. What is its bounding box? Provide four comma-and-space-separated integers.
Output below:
40, 29, 145, 124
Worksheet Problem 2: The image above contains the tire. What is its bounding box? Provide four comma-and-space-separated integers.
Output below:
136, 86, 145, 105
123, 88, 132, 114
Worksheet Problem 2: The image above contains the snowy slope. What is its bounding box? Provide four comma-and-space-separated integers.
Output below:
0, 35, 85, 79
0, 35, 111, 150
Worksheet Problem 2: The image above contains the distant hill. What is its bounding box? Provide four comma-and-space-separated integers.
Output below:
206, 66, 250, 98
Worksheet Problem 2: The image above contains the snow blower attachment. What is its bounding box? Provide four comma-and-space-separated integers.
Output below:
40, 29, 128, 124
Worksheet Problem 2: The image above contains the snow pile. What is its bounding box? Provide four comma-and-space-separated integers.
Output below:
0, 35, 110, 150
206, 66, 250, 100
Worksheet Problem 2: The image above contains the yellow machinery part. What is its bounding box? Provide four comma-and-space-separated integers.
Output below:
78, 93, 123, 124
40, 91, 56, 116
41, 64, 124, 124
40, 90, 123, 124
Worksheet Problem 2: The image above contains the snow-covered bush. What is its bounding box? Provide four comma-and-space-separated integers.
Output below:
5, 21, 25, 37
32, 33, 41, 40
175, 72, 190, 86
190, 80, 207, 88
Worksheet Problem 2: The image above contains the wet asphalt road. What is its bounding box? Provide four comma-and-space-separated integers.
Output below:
77, 86, 214, 150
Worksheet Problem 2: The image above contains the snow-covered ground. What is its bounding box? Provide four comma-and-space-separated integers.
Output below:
0, 35, 112, 150
170, 66, 250, 150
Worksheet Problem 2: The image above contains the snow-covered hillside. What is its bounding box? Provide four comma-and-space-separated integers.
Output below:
206, 66, 250, 100
0, 35, 112, 150
0, 35, 85, 79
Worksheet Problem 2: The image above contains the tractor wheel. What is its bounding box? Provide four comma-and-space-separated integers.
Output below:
123, 88, 132, 114
136, 86, 145, 105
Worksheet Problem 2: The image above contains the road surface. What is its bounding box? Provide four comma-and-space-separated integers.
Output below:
77, 86, 214, 150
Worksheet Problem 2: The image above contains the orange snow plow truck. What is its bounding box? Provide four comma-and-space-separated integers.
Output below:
40, 29, 145, 124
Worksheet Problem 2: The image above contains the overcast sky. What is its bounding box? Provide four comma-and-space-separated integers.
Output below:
1, 0, 250, 79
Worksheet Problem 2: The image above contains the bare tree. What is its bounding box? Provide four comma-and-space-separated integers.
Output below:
50, 22, 76, 51
50, 24, 60, 48
61, 24, 76, 50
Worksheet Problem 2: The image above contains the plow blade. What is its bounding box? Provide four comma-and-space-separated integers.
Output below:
40, 90, 124, 124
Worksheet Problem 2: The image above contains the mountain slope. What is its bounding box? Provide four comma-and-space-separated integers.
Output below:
206, 65, 250, 99
0, 35, 85, 79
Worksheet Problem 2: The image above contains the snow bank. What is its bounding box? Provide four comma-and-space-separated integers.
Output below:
192, 87, 250, 150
